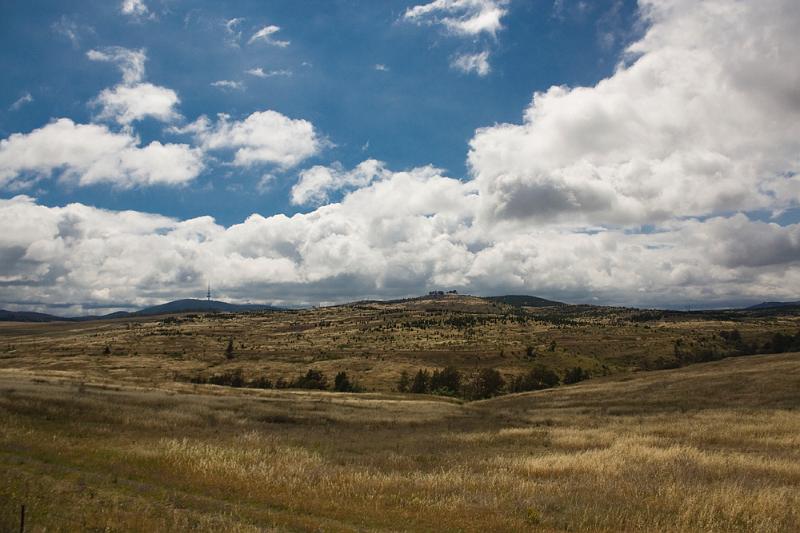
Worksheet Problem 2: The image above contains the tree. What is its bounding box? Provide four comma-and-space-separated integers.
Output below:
430, 366, 461, 396
225, 338, 235, 359
397, 370, 411, 393
334, 371, 353, 392
466, 368, 505, 400
525, 345, 536, 358
509, 365, 560, 393
563, 366, 590, 384
410, 369, 431, 394
291, 369, 328, 389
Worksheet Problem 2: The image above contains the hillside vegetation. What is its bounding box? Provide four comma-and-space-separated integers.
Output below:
0, 352, 798, 531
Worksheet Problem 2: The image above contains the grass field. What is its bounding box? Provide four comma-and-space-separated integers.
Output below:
1, 297, 799, 531
1, 294, 798, 393
1, 350, 799, 531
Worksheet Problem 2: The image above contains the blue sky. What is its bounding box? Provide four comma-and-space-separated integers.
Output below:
1, 0, 799, 312
1, 0, 638, 225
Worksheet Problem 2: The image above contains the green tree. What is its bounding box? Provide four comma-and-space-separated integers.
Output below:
410, 369, 430, 394
334, 371, 353, 392
430, 366, 461, 396
466, 368, 505, 400
563, 366, 590, 384
397, 370, 411, 393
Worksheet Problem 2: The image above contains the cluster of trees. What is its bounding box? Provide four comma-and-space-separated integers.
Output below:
190, 369, 362, 393
671, 329, 800, 368
398, 364, 591, 400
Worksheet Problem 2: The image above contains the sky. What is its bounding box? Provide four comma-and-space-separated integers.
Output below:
1, 0, 799, 313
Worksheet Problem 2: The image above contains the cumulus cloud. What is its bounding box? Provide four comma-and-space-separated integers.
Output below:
404, 0, 509, 37
177, 111, 324, 169
451, 51, 490, 76
248, 25, 290, 47
3, 0, 800, 311
468, 0, 800, 226
0, 119, 203, 189
291, 159, 390, 206
93, 83, 180, 125
87, 47, 181, 125
3, 178, 800, 313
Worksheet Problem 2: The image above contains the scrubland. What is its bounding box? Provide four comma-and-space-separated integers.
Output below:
1, 352, 799, 531
1, 297, 799, 531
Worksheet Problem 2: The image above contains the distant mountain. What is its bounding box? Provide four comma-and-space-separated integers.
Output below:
746, 301, 800, 310
0, 299, 281, 322
133, 299, 279, 316
483, 295, 566, 307
0, 309, 74, 322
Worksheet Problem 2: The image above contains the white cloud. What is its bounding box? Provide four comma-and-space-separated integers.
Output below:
291, 159, 390, 206
451, 51, 490, 76
468, 0, 800, 227
87, 47, 146, 85
87, 47, 181, 125
248, 25, 290, 47
177, 110, 324, 169
404, 0, 509, 37
0, 119, 203, 189
210, 80, 245, 90
3, 0, 800, 310
374, 64, 389, 72
9, 93, 33, 111
120, 0, 150, 18
93, 83, 180, 125
4, 177, 800, 312
246, 67, 292, 78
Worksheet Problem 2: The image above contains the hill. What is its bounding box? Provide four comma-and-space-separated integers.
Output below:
0, 353, 798, 531
0, 298, 281, 322
132, 298, 279, 316
482, 294, 565, 307
747, 300, 800, 310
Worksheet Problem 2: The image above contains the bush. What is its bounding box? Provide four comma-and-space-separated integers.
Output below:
249, 376, 273, 389
410, 369, 431, 394
430, 366, 461, 396
563, 366, 591, 384
465, 368, 505, 400
333, 371, 362, 392
509, 365, 560, 392
290, 369, 328, 390
397, 370, 411, 393
225, 338, 235, 359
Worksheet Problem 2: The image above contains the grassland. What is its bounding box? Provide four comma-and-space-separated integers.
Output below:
1, 295, 799, 531
0, 352, 798, 531
1, 294, 798, 392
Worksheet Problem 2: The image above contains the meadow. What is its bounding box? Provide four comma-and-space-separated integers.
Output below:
1, 296, 799, 531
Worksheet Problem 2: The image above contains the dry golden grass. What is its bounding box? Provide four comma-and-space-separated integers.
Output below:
1, 296, 797, 393
1, 352, 799, 531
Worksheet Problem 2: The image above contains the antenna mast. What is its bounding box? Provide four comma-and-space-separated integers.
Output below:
207, 282, 211, 302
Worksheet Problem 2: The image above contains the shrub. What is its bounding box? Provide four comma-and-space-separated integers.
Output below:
465, 368, 505, 400
397, 370, 411, 393
333, 371, 362, 392
291, 369, 328, 390
563, 366, 591, 384
224, 338, 234, 359
410, 369, 430, 394
509, 365, 560, 392
429, 366, 461, 396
